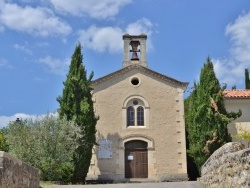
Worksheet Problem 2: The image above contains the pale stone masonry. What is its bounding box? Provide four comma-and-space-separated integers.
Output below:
201, 142, 250, 188
0, 151, 40, 188
87, 34, 188, 181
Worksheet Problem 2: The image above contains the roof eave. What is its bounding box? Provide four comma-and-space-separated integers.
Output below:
91, 65, 189, 88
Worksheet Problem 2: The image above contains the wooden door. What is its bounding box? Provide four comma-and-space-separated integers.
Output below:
125, 148, 148, 178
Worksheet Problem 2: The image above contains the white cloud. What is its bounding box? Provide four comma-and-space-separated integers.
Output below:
213, 11, 250, 88
38, 56, 70, 75
213, 58, 245, 87
78, 18, 154, 53
78, 26, 123, 53
0, 113, 56, 128
226, 12, 250, 63
125, 18, 153, 36
14, 44, 33, 55
0, 1, 72, 36
0, 58, 13, 68
50, 0, 132, 19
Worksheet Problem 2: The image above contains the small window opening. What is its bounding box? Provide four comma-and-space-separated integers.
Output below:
133, 100, 138, 105
131, 77, 139, 85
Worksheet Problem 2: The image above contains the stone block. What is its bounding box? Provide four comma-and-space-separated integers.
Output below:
201, 142, 250, 188
0, 151, 40, 188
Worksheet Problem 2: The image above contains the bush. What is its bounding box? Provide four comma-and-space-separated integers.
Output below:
6, 114, 82, 183
0, 130, 8, 152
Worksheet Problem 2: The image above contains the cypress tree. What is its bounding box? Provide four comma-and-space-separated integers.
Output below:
245, 69, 250, 89
185, 57, 241, 176
57, 43, 97, 183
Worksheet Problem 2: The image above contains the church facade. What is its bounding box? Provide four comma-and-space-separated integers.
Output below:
87, 34, 188, 181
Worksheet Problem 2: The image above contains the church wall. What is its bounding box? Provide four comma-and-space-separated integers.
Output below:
87, 69, 187, 181
225, 99, 250, 148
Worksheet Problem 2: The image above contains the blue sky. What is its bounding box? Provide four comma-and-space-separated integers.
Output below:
1, 0, 250, 127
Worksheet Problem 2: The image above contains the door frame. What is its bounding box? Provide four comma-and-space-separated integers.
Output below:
124, 140, 148, 178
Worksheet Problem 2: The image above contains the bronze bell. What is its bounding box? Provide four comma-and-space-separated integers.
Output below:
130, 41, 140, 60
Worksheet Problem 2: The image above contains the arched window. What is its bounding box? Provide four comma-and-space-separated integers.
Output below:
123, 96, 149, 129
127, 100, 145, 127
127, 106, 135, 126
137, 106, 144, 126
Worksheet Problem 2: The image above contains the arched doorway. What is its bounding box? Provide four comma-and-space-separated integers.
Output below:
125, 140, 148, 178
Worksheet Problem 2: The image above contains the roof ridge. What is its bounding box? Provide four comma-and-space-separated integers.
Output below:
224, 89, 250, 99
91, 65, 188, 87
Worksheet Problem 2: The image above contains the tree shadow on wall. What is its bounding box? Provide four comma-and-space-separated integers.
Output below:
94, 132, 122, 183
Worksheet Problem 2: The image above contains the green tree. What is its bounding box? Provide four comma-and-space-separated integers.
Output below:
245, 69, 250, 89
57, 43, 97, 183
185, 57, 241, 176
6, 115, 80, 183
6, 119, 34, 162
0, 130, 8, 152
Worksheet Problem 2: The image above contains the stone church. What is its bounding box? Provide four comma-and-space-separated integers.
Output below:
87, 34, 188, 181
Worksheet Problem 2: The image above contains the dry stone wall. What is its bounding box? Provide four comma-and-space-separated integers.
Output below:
201, 142, 250, 188
0, 151, 40, 188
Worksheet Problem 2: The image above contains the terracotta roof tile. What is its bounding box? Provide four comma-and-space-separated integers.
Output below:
224, 89, 250, 99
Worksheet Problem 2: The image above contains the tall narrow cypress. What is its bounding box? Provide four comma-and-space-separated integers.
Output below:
245, 69, 250, 89
57, 43, 97, 183
185, 57, 241, 176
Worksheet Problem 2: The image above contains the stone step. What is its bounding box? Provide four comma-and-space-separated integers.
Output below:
42, 181, 202, 188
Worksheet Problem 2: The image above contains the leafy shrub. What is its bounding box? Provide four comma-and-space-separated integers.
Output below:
6, 114, 82, 183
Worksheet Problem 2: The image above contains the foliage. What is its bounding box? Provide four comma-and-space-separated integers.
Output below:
6, 115, 81, 183
185, 57, 241, 175
245, 69, 250, 89
57, 43, 97, 183
0, 130, 8, 152
234, 125, 250, 147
